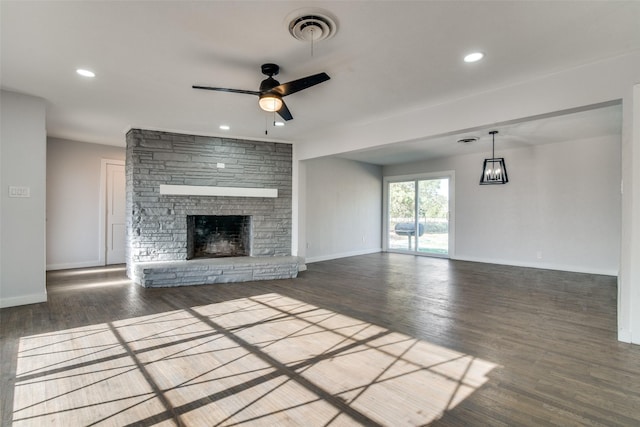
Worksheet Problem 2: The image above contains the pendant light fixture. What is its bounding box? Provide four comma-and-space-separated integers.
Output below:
480, 130, 509, 185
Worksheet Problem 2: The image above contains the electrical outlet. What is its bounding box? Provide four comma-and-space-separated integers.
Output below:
536, 251, 543, 260
306, 242, 310, 249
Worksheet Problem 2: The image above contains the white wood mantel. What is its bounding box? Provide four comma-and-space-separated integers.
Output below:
159, 184, 278, 198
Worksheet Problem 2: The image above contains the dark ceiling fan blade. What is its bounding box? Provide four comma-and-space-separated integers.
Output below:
277, 101, 293, 121
192, 85, 260, 96
272, 72, 330, 97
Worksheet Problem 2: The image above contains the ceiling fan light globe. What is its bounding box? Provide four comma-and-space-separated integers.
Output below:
259, 94, 283, 112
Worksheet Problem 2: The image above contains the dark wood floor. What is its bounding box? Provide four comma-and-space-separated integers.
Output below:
2, 253, 640, 426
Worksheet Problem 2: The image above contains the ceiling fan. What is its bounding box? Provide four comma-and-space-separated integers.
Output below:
192, 63, 330, 121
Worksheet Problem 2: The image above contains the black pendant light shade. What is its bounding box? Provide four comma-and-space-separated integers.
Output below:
480, 131, 509, 185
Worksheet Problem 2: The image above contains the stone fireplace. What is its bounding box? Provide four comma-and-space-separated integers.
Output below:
125, 129, 301, 287
187, 215, 252, 259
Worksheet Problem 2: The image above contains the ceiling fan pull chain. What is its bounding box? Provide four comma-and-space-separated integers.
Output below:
310, 28, 314, 57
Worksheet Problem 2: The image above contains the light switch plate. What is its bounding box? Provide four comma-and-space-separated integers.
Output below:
8, 186, 31, 198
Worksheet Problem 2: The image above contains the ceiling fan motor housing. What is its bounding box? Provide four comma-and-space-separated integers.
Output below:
261, 63, 279, 77
259, 76, 280, 92
260, 64, 281, 92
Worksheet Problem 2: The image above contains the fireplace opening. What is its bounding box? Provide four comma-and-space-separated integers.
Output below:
187, 215, 252, 259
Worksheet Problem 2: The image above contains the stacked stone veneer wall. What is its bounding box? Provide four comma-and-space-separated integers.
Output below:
125, 129, 292, 281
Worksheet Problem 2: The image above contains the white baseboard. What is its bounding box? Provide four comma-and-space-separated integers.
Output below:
451, 255, 618, 277
306, 248, 382, 264
1, 292, 48, 308
47, 260, 103, 271
618, 329, 632, 343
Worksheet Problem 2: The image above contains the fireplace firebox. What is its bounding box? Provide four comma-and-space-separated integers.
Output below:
187, 215, 252, 259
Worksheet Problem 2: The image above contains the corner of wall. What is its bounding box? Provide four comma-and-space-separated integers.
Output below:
1, 90, 47, 308
0, 291, 48, 309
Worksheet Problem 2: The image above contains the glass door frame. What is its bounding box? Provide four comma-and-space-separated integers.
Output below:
382, 171, 455, 258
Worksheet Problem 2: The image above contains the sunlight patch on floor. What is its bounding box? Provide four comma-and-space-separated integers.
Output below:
47, 279, 133, 291
47, 266, 127, 277
13, 293, 496, 426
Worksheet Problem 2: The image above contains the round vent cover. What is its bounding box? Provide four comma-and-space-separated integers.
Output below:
287, 8, 338, 42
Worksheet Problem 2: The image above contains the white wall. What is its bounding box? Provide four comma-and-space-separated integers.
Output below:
1, 90, 47, 308
384, 135, 621, 275
303, 157, 382, 263
46, 138, 125, 270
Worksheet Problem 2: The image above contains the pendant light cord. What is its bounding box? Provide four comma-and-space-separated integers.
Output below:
492, 133, 495, 158
490, 130, 498, 158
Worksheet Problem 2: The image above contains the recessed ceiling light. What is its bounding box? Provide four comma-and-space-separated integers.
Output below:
76, 69, 96, 78
463, 52, 484, 63
274, 121, 285, 127
219, 125, 230, 130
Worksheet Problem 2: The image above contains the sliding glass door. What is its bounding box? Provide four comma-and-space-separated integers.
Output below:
386, 174, 452, 257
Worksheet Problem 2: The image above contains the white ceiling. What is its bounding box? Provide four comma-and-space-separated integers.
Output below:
2, 1, 638, 165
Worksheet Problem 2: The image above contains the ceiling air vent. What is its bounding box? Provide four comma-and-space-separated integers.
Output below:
457, 136, 479, 144
287, 9, 338, 42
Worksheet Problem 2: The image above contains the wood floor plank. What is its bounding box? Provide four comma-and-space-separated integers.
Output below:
2, 254, 640, 426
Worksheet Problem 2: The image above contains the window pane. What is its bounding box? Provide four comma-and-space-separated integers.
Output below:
417, 179, 449, 255
388, 181, 416, 251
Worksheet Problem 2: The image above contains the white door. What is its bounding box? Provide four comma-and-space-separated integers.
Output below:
106, 162, 126, 264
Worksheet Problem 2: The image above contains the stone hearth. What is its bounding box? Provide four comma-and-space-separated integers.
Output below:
133, 256, 303, 287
